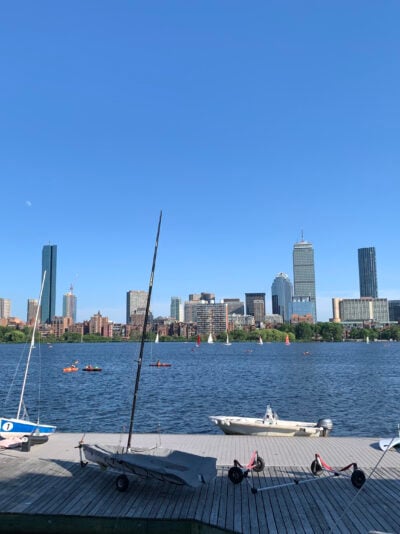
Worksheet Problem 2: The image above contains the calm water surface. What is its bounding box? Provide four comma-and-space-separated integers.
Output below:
0, 341, 399, 437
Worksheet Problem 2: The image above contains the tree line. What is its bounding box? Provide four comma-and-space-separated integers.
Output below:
1, 322, 399, 344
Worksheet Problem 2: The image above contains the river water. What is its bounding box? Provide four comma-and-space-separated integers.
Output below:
0, 340, 398, 438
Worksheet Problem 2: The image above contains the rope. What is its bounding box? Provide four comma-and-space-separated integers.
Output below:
328, 436, 397, 533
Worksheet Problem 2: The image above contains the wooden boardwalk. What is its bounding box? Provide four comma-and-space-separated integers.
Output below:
1, 433, 400, 533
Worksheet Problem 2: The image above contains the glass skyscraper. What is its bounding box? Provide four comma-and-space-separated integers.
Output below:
41, 244, 57, 324
358, 247, 378, 298
271, 273, 293, 323
292, 239, 317, 322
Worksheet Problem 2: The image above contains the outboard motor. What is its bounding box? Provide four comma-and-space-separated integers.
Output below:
317, 418, 333, 437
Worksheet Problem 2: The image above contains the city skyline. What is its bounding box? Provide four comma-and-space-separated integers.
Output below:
1, 4, 400, 325
0, 239, 397, 326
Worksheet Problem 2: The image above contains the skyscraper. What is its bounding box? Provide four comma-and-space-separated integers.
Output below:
358, 247, 378, 298
271, 273, 293, 323
63, 285, 77, 323
245, 293, 265, 325
41, 244, 57, 324
170, 296, 183, 321
126, 290, 148, 324
293, 238, 317, 322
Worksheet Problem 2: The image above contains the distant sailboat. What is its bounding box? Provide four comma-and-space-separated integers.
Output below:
285, 334, 290, 346
258, 336, 263, 345
196, 335, 201, 348
208, 333, 213, 344
155, 332, 159, 343
224, 334, 232, 346
366, 336, 370, 344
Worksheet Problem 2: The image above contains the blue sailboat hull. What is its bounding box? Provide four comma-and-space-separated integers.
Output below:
0, 417, 56, 438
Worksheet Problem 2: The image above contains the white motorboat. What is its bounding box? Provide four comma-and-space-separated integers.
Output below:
209, 405, 333, 437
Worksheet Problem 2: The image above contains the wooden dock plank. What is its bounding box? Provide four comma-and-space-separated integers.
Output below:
2, 434, 400, 533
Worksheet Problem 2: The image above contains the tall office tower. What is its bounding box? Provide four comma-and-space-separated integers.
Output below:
27, 299, 39, 324
126, 290, 148, 324
0, 298, 11, 319
271, 273, 293, 323
245, 293, 266, 317
63, 285, 77, 323
41, 244, 57, 324
170, 296, 183, 321
358, 247, 378, 298
293, 238, 317, 322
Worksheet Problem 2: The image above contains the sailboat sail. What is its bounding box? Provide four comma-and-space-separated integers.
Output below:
79, 212, 217, 491
155, 333, 159, 343
208, 333, 213, 344
258, 336, 263, 345
196, 335, 201, 347
0, 271, 56, 438
285, 334, 290, 346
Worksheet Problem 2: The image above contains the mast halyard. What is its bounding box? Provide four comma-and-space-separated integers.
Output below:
126, 211, 162, 451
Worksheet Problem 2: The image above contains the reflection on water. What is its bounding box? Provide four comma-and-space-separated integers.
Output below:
0, 341, 398, 437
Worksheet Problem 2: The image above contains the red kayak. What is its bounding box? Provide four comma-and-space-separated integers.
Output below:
83, 365, 102, 372
149, 361, 171, 367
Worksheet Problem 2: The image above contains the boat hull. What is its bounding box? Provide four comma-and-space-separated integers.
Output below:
209, 416, 327, 437
0, 417, 56, 438
80, 443, 217, 487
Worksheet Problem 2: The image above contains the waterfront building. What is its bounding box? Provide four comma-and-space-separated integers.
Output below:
331, 297, 389, 325
389, 300, 400, 322
41, 244, 57, 324
245, 293, 265, 318
289, 296, 315, 323
89, 311, 112, 337
293, 238, 317, 322
126, 290, 148, 324
228, 314, 255, 330
63, 285, 77, 323
196, 302, 228, 336
170, 296, 183, 321
358, 247, 378, 298
0, 298, 11, 319
51, 316, 72, 338
27, 299, 39, 325
271, 273, 293, 323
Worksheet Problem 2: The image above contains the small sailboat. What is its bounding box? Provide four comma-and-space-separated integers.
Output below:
196, 334, 201, 347
224, 333, 232, 346
0, 271, 56, 439
79, 212, 217, 491
366, 336, 370, 344
258, 336, 263, 345
285, 334, 291, 346
155, 332, 159, 343
208, 333, 213, 344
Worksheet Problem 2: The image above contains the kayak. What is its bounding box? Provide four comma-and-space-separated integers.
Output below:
149, 362, 171, 367
83, 366, 102, 372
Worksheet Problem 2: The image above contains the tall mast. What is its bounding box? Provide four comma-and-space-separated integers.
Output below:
17, 270, 46, 419
127, 211, 162, 450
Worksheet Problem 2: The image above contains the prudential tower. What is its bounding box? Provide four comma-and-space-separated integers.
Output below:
292, 237, 317, 322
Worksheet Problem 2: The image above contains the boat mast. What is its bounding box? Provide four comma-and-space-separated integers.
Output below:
17, 270, 46, 420
127, 211, 162, 451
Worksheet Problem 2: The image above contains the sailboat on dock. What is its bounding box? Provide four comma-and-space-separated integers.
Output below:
79, 212, 217, 491
0, 271, 56, 440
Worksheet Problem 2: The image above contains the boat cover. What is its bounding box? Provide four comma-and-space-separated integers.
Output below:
81, 443, 217, 487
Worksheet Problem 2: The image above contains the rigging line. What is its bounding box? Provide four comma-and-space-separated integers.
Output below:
328, 436, 397, 533
127, 211, 162, 451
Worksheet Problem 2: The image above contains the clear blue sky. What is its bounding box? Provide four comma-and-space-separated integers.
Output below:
1, 1, 399, 324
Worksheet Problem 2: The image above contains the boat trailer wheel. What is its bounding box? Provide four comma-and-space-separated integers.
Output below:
253, 456, 265, 473
351, 469, 366, 489
310, 459, 323, 476
228, 466, 244, 485
116, 474, 129, 492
